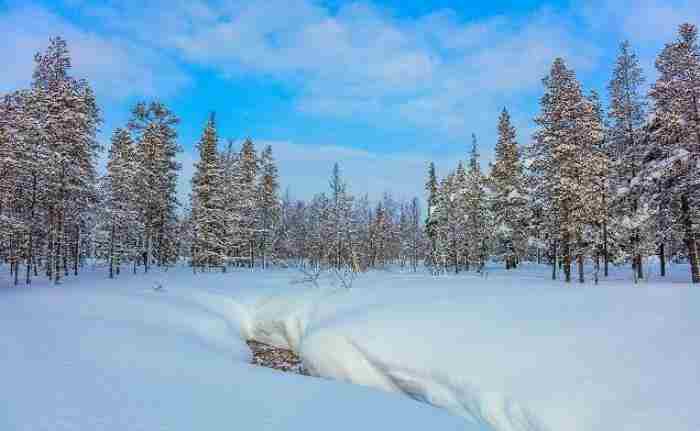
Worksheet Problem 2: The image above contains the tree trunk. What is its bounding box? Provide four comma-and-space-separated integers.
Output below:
47, 207, 53, 279
54, 206, 63, 285
562, 232, 571, 283
603, 221, 609, 277
594, 252, 600, 285
11, 234, 18, 286
144, 228, 150, 273
26, 172, 37, 285
682, 194, 700, 283
74, 223, 80, 276
687, 237, 700, 284
63, 230, 68, 277
659, 243, 666, 277
577, 254, 584, 283
109, 224, 115, 279
636, 255, 643, 281
551, 242, 557, 281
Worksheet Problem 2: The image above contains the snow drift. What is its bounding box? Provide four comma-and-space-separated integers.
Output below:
244, 269, 700, 431
2, 266, 698, 431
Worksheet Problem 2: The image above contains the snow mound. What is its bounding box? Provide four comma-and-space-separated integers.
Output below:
243, 270, 700, 431
0, 270, 474, 431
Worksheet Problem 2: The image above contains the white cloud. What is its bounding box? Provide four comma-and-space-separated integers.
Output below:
6, 0, 700, 202
255, 140, 462, 203
0, 5, 189, 100
57, 0, 600, 139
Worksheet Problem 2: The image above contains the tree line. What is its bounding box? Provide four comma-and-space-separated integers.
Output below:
0, 37, 425, 285
2, 23, 700, 285
425, 23, 700, 283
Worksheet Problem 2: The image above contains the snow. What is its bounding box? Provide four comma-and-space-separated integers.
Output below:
2, 264, 699, 431
0, 270, 469, 431
246, 267, 699, 431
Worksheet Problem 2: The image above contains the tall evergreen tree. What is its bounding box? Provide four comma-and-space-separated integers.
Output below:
191, 114, 226, 270
490, 108, 528, 269
102, 128, 138, 278
608, 41, 651, 281
646, 23, 700, 283
464, 135, 491, 272
531, 58, 603, 283
258, 145, 280, 269
31, 37, 101, 284
128, 101, 181, 271
425, 162, 439, 269
237, 138, 259, 267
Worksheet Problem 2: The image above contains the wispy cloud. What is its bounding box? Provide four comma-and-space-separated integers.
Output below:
4, 0, 700, 202
0, 5, 189, 100
54, 0, 601, 139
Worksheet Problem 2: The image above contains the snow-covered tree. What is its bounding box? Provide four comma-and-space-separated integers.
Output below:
607, 41, 653, 282
191, 114, 227, 270
101, 128, 139, 278
128, 101, 181, 271
237, 138, 259, 266
489, 108, 528, 269
464, 135, 492, 272
645, 23, 700, 283
32, 37, 101, 284
257, 145, 280, 269
425, 162, 440, 269
531, 58, 605, 283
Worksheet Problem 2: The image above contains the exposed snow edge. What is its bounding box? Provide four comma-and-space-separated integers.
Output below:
243, 289, 546, 431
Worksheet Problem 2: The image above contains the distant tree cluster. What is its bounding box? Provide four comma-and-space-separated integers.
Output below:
425, 23, 700, 283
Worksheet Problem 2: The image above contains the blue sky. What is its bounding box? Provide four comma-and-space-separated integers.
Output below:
2, 0, 699, 202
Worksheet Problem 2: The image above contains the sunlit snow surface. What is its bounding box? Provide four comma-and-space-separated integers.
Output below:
1, 263, 698, 431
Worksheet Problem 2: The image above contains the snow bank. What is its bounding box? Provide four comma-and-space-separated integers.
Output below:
0, 270, 472, 431
3, 266, 698, 431
242, 269, 700, 431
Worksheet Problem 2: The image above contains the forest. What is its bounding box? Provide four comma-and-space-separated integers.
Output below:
2, 23, 700, 286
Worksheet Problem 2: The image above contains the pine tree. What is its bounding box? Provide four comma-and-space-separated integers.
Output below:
328, 163, 353, 269
190, 114, 226, 270
128, 101, 181, 271
31, 37, 101, 284
425, 162, 439, 270
490, 108, 528, 269
219, 139, 243, 265
608, 41, 651, 282
647, 23, 700, 283
103, 128, 138, 278
237, 138, 259, 267
464, 135, 491, 272
531, 58, 603, 283
257, 145, 280, 269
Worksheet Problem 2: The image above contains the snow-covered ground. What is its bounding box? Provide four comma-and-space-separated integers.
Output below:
1, 263, 698, 431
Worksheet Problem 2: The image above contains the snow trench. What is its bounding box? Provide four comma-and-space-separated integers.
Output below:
236, 288, 545, 431
159, 276, 700, 431
161, 285, 525, 430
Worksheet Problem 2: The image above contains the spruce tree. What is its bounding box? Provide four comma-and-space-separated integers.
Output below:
31, 37, 101, 284
103, 128, 138, 278
257, 145, 280, 269
237, 138, 259, 267
425, 162, 439, 270
464, 135, 491, 272
490, 108, 528, 269
128, 101, 181, 271
191, 113, 226, 270
531, 58, 602, 283
647, 23, 700, 283
608, 41, 651, 282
